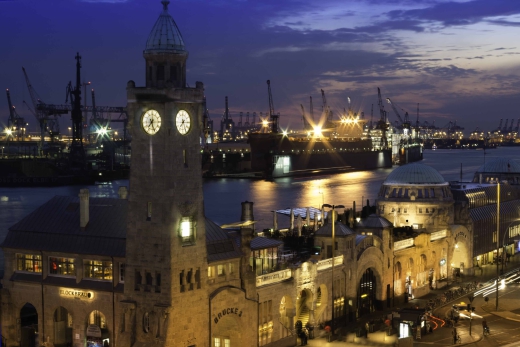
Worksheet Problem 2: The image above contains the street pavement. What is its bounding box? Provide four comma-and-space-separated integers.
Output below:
294, 254, 520, 347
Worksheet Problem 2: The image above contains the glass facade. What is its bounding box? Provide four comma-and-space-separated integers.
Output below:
16, 254, 42, 273
84, 260, 113, 280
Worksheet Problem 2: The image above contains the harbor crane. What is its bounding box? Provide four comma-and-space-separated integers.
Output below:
22, 67, 68, 154
376, 87, 388, 150
503, 119, 509, 132
300, 104, 308, 130
267, 80, 279, 133
64, 53, 86, 168
515, 119, 520, 132
309, 96, 314, 124
6, 89, 28, 140
320, 89, 332, 123
497, 119, 503, 132
386, 97, 411, 131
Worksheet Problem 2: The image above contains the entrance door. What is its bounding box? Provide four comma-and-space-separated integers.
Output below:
20, 303, 38, 347
357, 268, 377, 317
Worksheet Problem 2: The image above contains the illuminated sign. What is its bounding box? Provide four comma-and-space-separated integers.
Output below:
59, 288, 94, 299
440, 259, 446, 266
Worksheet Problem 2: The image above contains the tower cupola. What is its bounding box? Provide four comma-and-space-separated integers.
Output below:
144, 1, 188, 88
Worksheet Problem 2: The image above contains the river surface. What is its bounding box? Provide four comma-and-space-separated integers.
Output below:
0, 147, 518, 276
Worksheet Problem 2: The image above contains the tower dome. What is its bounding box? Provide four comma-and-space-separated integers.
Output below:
145, 1, 186, 54
384, 163, 445, 185
143, 1, 188, 89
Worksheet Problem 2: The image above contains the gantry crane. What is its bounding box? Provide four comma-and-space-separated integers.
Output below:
267, 80, 279, 133
6, 89, 28, 140
503, 119, 509, 132
376, 87, 388, 150
22, 67, 68, 154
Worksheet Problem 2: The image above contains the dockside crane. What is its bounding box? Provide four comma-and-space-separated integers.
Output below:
6, 89, 28, 140
267, 80, 279, 133
503, 119, 509, 132
497, 119, 503, 132
386, 97, 412, 131
377, 87, 388, 149
320, 89, 332, 123
300, 104, 308, 130
64, 53, 86, 168
508, 119, 514, 132
515, 119, 520, 132
22, 67, 67, 154
309, 96, 314, 124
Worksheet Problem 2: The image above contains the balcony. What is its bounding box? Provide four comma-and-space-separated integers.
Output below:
256, 269, 292, 287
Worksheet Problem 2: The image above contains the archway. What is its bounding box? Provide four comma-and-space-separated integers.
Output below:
20, 303, 38, 347
87, 310, 109, 346
53, 306, 72, 347
357, 268, 377, 317
315, 284, 329, 325
213, 314, 242, 347
279, 295, 295, 338
394, 261, 402, 296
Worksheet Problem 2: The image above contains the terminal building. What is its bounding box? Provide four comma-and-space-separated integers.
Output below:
1, 2, 519, 347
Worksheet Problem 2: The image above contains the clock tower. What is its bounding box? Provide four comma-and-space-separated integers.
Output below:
122, 1, 208, 346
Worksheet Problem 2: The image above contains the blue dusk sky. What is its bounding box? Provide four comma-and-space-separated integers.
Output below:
1, 0, 520, 134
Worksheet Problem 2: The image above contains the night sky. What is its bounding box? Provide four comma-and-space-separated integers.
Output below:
2, 0, 520, 134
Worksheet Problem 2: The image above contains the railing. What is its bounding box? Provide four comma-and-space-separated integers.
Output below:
278, 318, 296, 337
256, 269, 292, 287
316, 255, 344, 271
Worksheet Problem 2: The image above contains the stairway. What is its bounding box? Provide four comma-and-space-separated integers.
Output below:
297, 305, 310, 326
316, 289, 322, 307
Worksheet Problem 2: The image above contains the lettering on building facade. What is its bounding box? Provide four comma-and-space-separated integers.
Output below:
213, 308, 242, 324
59, 288, 94, 299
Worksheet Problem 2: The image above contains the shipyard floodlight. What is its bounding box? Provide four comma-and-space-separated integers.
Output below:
313, 126, 322, 137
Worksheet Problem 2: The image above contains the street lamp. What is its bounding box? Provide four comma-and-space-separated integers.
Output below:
322, 203, 345, 339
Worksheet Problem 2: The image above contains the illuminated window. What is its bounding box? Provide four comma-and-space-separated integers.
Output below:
16, 254, 42, 273
49, 257, 75, 276
217, 265, 224, 276
84, 260, 113, 280
89, 310, 107, 329
224, 339, 230, 347
214, 338, 221, 347
208, 266, 214, 278
180, 217, 195, 245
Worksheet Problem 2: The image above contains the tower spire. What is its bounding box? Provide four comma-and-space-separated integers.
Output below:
161, 0, 170, 10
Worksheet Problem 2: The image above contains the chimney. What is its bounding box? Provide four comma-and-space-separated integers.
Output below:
241, 201, 254, 223
118, 186, 128, 199
79, 189, 90, 230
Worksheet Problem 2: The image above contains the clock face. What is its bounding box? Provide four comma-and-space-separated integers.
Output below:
176, 110, 191, 135
141, 110, 162, 135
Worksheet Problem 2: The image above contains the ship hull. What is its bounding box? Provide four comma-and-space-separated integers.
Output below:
249, 133, 392, 178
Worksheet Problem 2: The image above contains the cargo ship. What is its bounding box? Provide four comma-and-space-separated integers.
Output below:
248, 132, 392, 178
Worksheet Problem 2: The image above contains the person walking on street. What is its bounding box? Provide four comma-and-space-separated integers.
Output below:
452, 327, 458, 344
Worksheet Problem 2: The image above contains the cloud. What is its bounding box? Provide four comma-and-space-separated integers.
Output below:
386, 0, 520, 27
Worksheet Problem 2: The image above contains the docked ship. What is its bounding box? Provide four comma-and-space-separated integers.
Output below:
249, 132, 392, 178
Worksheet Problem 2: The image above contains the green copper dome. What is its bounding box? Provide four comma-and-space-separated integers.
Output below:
145, 1, 186, 54
384, 163, 445, 185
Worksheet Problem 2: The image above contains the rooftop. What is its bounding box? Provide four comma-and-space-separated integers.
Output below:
144, 1, 186, 54
384, 163, 446, 185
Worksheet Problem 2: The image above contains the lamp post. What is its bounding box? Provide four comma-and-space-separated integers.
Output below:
322, 203, 345, 338
496, 182, 500, 311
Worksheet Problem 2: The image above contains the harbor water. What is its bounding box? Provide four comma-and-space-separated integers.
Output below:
0, 147, 518, 276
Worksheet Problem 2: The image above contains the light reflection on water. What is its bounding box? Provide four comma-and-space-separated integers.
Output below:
0, 146, 518, 276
